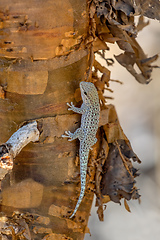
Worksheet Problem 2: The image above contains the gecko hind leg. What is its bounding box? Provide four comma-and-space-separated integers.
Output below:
62, 128, 83, 141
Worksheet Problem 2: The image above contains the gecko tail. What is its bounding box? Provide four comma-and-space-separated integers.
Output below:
69, 186, 85, 218
69, 150, 89, 218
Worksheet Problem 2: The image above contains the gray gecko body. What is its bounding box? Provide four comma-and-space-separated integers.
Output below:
62, 81, 100, 218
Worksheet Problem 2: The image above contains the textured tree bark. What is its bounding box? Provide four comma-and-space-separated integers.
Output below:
1, 0, 158, 239
0, 0, 92, 239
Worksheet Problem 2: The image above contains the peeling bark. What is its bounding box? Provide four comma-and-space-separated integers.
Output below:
0, 0, 159, 239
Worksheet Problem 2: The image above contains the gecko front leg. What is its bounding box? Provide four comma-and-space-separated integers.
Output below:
67, 102, 86, 114
62, 102, 85, 141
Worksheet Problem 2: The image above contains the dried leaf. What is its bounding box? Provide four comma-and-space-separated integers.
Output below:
115, 50, 158, 84
139, 0, 160, 20
94, 79, 105, 91
113, 0, 135, 16
108, 26, 134, 52
94, 60, 110, 80
96, 205, 104, 221
136, 16, 149, 32
93, 106, 140, 220
100, 33, 120, 43
101, 141, 140, 203
141, 54, 159, 65
85, 226, 91, 234
93, 37, 109, 52
102, 195, 110, 204
124, 199, 131, 212
102, 105, 128, 143
117, 139, 141, 164
43, 233, 73, 240
97, 2, 109, 18
91, 0, 158, 85
114, 52, 136, 67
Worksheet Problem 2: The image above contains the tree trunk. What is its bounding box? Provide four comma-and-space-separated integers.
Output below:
0, 0, 159, 239
0, 0, 91, 239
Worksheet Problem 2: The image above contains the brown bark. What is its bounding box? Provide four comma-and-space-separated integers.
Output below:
0, 0, 91, 239
0, 0, 159, 239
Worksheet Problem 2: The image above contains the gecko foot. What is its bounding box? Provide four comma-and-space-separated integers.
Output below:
67, 102, 75, 111
62, 131, 74, 141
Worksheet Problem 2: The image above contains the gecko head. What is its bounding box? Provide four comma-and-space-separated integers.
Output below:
80, 81, 98, 104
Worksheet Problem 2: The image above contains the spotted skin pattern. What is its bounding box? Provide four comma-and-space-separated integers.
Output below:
62, 81, 100, 218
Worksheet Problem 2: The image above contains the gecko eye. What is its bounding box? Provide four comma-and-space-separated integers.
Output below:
84, 91, 87, 95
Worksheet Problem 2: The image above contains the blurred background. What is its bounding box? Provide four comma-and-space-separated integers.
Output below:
85, 18, 160, 240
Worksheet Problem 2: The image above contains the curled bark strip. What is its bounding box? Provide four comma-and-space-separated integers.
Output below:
0, 121, 40, 170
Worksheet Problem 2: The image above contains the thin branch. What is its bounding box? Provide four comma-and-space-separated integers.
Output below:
0, 121, 40, 171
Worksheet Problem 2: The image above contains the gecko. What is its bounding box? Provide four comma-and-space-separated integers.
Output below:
62, 81, 100, 218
